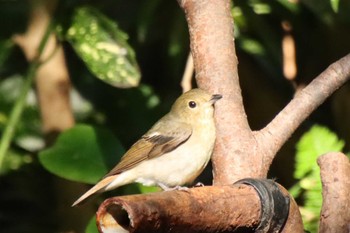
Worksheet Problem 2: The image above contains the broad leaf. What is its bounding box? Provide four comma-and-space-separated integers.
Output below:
39, 124, 124, 184
66, 6, 140, 88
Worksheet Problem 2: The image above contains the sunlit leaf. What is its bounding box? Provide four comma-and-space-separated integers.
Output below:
294, 125, 344, 179
277, 0, 300, 13
240, 37, 265, 55
330, 0, 339, 13
249, 2, 271, 15
39, 124, 124, 184
66, 6, 140, 88
292, 125, 345, 232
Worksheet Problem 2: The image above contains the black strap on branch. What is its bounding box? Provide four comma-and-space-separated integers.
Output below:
233, 178, 290, 233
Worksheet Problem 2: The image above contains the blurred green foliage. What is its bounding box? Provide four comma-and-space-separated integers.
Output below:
39, 124, 125, 184
289, 125, 348, 232
0, 0, 350, 232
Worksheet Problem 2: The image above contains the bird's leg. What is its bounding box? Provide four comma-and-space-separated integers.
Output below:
174, 186, 190, 191
158, 183, 190, 192
158, 182, 172, 190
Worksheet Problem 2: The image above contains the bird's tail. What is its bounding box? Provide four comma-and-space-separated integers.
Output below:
72, 175, 117, 207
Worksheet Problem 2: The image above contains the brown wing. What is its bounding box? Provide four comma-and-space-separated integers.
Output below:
104, 119, 192, 177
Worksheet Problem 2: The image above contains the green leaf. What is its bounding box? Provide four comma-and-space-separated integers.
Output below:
39, 124, 124, 184
66, 6, 140, 88
292, 125, 345, 232
294, 125, 344, 179
85, 216, 99, 233
0, 148, 32, 175
330, 0, 339, 12
239, 37, 265, 55
122, 182, 160, 195
288, 183, 302, 197
0, 39, 14, 69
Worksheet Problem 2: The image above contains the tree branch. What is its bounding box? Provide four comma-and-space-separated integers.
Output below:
179, 0, 350, 182
257, 54, 350, 175
97, 184, 303, 233
96, 1, 350, 232
317, 152, 350, 233
180, 53, 194, 93
178, 0, 260, 185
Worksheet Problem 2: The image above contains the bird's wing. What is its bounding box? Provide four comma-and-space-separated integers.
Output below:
104, 120, 192, 177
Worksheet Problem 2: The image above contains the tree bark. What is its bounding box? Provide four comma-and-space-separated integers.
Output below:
97, 184, 304, 233
178, 0, 259, 185
318, 152, 350, 233
96, 0, 350, 232
178, 0, 350, 184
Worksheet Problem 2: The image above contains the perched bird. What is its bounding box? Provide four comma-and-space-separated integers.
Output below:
72, 88, 222, 206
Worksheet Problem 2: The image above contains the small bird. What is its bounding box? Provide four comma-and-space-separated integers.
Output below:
72, 88, 222, 206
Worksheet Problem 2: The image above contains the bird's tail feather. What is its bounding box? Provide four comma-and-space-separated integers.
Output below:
72, 175, 117, 207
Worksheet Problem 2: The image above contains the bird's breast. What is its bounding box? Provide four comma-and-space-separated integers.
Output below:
134, 120, 216, 187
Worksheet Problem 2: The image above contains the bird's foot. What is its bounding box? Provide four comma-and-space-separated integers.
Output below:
193, 182, 205, 187
174, 185, 190, 192
158, 183, 190, 192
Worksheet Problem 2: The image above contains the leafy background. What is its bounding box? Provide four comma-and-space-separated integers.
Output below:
1, 0, 350, 232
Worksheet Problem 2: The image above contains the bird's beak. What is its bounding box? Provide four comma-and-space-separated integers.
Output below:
209, 94, 222, 104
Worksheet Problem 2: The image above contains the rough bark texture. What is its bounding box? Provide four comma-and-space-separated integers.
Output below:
97, 185, 260, 233
277, 184, 304, 233
318, 152, 350, 233
178, 0, 259, 185
97, 184, 303, 233
178, 0, 350, 184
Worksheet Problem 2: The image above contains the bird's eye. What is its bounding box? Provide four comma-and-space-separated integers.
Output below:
188, 101, 197, 108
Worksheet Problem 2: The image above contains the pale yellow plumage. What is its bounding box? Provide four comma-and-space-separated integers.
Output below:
72, 88, 222, 206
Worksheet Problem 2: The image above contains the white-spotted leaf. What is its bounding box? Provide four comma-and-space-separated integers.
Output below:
66, 7, 140, 88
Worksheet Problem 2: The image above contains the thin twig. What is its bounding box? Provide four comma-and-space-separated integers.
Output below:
282, 21, 297, 82
180, 52, 194, 93
258, 53, 350, 174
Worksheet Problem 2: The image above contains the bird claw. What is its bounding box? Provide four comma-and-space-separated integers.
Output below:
174, 186, 190, 192
158, 183, 190, 192
193, 182, 205, 187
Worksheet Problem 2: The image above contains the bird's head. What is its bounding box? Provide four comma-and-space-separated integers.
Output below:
170, 88, 222, 123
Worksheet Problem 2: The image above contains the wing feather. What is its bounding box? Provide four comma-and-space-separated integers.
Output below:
104, 118, 192, 177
